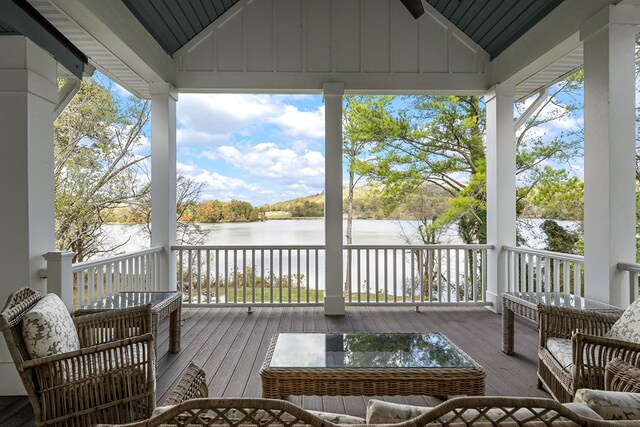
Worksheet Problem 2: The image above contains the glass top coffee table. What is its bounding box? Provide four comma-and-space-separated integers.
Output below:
260, 332, 485, 399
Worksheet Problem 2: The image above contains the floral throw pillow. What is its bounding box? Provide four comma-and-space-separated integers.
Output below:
605, 299, 640, 344
22, 294, 80, 359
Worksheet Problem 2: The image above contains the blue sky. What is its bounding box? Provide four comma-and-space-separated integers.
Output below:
99, 71, 585, 208
175, 93, 326, 206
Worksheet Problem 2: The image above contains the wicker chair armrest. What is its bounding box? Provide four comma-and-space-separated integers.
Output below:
572, 333, 640, 391
96, 398, 334, 427
538, 305, 620, 345
74, 304, 153, 346
396, 396, 591, 426
163, 363, 209, 406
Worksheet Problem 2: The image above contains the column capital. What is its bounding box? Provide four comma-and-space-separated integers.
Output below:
322, 82, 344, 97
484, 83, 515, 103
149, 81, 178, 101
580, 4, 640, 41
43, 251, 75, 261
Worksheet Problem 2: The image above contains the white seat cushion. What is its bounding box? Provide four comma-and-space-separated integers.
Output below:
605, 299, 640, 343
547, 337, 574, 370
574, 389, 640, 420
22, 293, 80, 359
366, 399, 430, 424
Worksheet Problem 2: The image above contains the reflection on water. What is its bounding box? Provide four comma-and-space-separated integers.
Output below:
269, 332, 475, 368
102, 218, 572, 252
102, 220, 435, 250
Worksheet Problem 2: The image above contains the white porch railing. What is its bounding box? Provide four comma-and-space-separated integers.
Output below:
503, 246, 584, 297
617, 262, 640, 303
344, 244, 492, 305
70, 247, 162, 310
173, 245, 324, 306
174, 244, 492, 307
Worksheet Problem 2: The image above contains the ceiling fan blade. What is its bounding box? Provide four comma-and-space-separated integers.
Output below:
400, 0, 425, 19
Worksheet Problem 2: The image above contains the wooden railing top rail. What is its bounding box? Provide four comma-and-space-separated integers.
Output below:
346, 244, 493, 250
502, 245, 584, 263
71, 246, 163, 272
618, 262, 640, 273
173, 244, 494, 250
172, 244, 325, 250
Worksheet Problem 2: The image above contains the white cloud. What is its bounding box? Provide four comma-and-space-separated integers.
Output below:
133, 135, 150, 154
270, 104, 325, 139
516, 99, 583, 140
177, 161, 261, 202
177, 94, 324, 146
177, 128, 230, 146
208, 142, 325, 184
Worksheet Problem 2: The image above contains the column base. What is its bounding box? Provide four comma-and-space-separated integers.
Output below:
485, 290, 502, 314
324, 295, 345, 315
0, 362, 25, 395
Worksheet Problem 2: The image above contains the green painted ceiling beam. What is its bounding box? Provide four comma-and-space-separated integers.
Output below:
0, 0, 87, 78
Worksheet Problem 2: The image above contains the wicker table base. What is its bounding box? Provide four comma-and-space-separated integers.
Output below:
502, 292, 621, 355
75, 291, 182, 358
260, 333, 485, 399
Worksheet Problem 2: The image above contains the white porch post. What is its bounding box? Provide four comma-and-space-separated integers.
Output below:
581, 4, 640, 307
0, 36, 57, 394
485, 84, 516, 313
150, 82, 178, 292
323, 83, 345, 315
43, 251, 75, 311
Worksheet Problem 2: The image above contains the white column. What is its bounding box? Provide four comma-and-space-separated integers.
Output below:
485, 84, 516, 313
0, 36, 57, 394
581, 4, 640, 307
323, 83, 345, 315
150, 82, 178, 291
43, 251, 75, 311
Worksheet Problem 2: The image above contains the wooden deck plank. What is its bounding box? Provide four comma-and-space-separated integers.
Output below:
242, 307, 284, 397
221, 307, 271, 397
157, 306, 240, 402
9, 305, 548, 424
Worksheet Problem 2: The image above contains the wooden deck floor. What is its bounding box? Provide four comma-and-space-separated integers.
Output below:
2, 306, 548, 426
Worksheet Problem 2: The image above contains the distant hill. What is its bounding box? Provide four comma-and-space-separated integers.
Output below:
260, 185, 448, 220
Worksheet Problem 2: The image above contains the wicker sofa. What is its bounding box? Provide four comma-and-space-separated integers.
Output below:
537, 303, 640, 403
97, 359, 640, 427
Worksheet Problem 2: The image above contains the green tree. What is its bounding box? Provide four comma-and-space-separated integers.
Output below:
350, 76, 582, 246
342, 95, 398, 292
358, 95, 486, 244
194, 199, 264, 223
195, 200, 227, 222
541, 220, 580, 254
54, 78, 150, 262
343, 95, 396, 244
528, 170, 584, 221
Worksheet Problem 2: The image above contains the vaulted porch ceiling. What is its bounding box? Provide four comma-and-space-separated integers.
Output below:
17, 0, 605, 100
121, 0, 565, 61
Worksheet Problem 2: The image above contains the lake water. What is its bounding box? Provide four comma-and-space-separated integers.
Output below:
102, 218, 577, 252
102, 219, 465, 251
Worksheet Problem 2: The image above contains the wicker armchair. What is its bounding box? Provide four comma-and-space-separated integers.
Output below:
537, 304, 638, 403
0, 287, 156, 426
